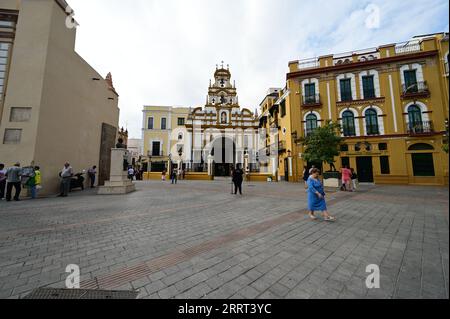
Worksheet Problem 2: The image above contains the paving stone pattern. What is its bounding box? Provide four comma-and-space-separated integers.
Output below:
0, 180, 448, 299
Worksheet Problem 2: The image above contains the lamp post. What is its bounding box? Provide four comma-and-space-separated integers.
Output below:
168, 153, 172, 176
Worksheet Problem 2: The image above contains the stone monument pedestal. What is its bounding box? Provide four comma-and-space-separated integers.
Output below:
98, 148, 136, 195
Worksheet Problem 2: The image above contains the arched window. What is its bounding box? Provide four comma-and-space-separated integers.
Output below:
408, 143, 434, 151
342, 111, 356, 137
407, 105, 423, 133
365, 108, 379, 135
178, 133, 183, 140
305, 114, 318, 136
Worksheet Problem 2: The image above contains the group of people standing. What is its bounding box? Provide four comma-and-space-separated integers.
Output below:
340, 166, 358, 192
161, 167, 185, 185
0, 161, 101, 201
0, 163, 41, 202
128, 166, 145, 181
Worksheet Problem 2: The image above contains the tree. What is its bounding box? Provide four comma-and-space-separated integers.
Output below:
300, 121, 344, 172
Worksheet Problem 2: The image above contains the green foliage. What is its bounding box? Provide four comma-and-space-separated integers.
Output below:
300, 121, 344, 169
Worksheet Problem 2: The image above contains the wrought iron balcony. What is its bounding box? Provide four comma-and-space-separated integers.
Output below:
406, 121, 434, 135
302, 94, 322, 107
402, 81, 430, 98
148, 151, 164, 157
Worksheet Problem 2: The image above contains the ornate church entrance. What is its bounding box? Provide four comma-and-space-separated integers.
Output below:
212, 137, 236, 177
184, 63, 260, 177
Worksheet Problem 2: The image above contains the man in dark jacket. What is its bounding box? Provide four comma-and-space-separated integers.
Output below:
232, 164, 244, 195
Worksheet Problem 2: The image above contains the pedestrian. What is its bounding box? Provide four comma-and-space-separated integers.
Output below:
0, 164, 6, 200
351, 168, 358, 191
34, 166, 42, 195
58, 162, 73, 197
88, 166, 97, 188
25, 167, 37, 199
162, 170, 167, 181
6, 162, 22, 202
127, 166, 135, 181
171, 168, 178, 185
232, 164, 244, 195
307, 168, 336, 222
341, 165, 352, 192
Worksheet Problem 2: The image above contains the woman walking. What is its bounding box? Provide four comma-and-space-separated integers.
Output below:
307, 168, 336, 222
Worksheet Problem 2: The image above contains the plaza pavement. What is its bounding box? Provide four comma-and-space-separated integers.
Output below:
0, 180, 448, 299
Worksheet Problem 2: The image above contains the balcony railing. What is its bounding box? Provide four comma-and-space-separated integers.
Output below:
402, 81, 430, 97
406, 121, 434, 135
298, 58, 320, 70
302, 94, 322, 107
148, 151, 164, 157
395, 42, 421, 55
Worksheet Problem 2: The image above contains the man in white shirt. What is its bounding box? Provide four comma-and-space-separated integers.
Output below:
58, 162, 73, 197
128, 167, 135, 181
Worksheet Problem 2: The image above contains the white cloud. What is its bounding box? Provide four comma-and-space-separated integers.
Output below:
68, 0, 449, 138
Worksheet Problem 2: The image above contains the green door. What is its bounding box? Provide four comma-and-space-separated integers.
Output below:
412, 153, 435, 176
356, 157, 374, 183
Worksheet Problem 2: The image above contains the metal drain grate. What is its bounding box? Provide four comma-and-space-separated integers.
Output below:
23, 288, 139, 299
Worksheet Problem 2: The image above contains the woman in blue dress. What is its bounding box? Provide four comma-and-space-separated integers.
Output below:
307, 168, 336, 222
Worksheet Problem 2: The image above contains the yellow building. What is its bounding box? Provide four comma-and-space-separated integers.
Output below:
258, 88, 292, 181
280, 32, 449, 185
141, 105, 190, 172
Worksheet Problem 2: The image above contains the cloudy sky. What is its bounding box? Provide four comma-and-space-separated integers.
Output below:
69, 0, 449, 138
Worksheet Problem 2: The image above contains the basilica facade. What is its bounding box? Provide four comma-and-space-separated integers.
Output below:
142, 64, 263, 177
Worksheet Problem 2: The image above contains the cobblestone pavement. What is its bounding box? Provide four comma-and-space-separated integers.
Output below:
0, 180, 448, 299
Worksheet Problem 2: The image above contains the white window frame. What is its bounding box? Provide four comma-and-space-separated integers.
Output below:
362, 105, 385, 136
359, 70, 381, 99
400, 63, 424, 87
303, 111, 321, 136
404, 101, 429, 122
337, 73, 357, 101
160, 117, 167, 130
339, 108, 360, 137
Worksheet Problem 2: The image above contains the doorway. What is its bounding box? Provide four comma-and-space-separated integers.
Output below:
356, 157, 374, 183
411, 153, 435, 176
212, 137, 236, 177
284, 158, 289, 182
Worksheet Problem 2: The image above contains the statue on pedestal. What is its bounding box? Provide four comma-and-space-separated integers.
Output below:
116, 138, 129, 171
